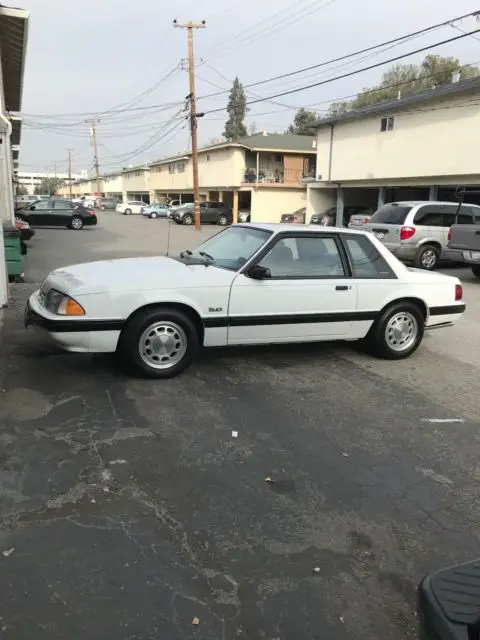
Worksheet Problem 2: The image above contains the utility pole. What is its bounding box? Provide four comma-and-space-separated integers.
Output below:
87, 119, 101, 205
174, 19, 206, 231
66, 148, 73, 199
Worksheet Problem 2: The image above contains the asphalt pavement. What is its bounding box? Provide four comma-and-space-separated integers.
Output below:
0, 212, 479, 640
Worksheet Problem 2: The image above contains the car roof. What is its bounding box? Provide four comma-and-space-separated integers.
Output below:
380, 200, 480, 208
238, 223, 367, 235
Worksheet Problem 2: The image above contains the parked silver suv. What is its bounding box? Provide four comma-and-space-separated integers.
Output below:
364, 201, 480, 269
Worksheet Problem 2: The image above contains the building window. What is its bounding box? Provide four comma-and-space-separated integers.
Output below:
176, 162, 185, 173
206, 154, 210, 161
274, 154, 282, 162
380, 116, 395, 132
168, 164, 174, 174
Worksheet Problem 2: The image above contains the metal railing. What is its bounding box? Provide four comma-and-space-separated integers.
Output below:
241, 167, 315, 185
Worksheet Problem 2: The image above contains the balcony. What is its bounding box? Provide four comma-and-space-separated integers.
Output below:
242, 166, 316, 186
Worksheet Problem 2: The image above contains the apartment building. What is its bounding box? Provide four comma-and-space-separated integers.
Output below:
308, 75, 480, 225
0, 3, 29, 307
149, 133, 317, 222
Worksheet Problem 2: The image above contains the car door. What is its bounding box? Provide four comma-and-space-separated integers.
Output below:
52, 199, 76, 225
341, 233, 398, 338
205, 202, 220, 223
24, 199, 53, 226
199, 203, 208, 223
441, 204, 473, 247
412, 204, 445, 249
227, 232, 357, 345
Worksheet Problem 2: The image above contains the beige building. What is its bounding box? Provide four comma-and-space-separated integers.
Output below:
149, 133, 316, 222
122, 164, 150, 202
308, 76, 480, 225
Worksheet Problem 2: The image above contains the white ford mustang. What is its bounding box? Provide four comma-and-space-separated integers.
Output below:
25, 224, 466, 378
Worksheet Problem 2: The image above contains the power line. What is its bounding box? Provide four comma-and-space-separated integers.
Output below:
197, 9, 480, 101
201, 27, 480, 115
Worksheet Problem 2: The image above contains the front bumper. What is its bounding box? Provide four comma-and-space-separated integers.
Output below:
25, 294, 122, 353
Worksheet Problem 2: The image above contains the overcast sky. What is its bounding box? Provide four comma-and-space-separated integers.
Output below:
17, 0, 480, 175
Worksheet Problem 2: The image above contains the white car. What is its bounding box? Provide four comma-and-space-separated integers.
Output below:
116, 201, 147, 215
24, 224, 466, 379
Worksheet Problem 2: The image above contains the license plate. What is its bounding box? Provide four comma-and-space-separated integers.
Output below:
351, 220, 362, 225
463, 250, 480, 261
375, 232, 385, 240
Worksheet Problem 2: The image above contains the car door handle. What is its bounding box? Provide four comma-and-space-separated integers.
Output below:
335, 285, 349, 291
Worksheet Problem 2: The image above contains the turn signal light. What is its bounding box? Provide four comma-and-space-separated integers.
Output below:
60, 297, 85, 316
400, 226, 416, 240
455, 284, 463, 301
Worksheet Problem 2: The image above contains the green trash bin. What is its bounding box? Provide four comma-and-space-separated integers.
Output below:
3, 223, 23, 282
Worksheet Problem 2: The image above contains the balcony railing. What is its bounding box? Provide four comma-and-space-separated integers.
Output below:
242, 167, 316, 185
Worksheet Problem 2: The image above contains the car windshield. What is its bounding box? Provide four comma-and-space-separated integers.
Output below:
188, 226, 272, 271
370, 204, 412, 225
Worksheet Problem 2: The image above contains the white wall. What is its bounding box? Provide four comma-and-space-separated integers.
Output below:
316, 92, 480, 183
250, 188, 307, 223
306, 185, 336, 218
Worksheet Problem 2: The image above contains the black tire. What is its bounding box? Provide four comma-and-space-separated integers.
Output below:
150, 212, 158, 219
472, 265, 480, 278
218, 214, 228, 226
124, 208, 132, 215
361, 301, 424, 360
69, 215, 84, 230
182, 214, 194, 225
21, 241, 27, 255
414, 244, 440, 270
117, 307, 199, 378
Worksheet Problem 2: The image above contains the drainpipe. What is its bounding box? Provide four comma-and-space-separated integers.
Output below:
256, 151, 259, 186
0, 113, 14, 223
327, 124, 334, 182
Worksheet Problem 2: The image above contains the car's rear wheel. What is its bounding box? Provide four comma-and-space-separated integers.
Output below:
362, 301, 424, 360
218, 214, 228, 225
124, 208, 132, 215
414, 244, 440, 270
70, 216, 84, 230
118, 307, 199, 378
182, 214, 193, 225
150, 212, 157, 219
471, 265, 480, 278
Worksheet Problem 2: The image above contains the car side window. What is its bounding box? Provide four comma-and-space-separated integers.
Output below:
258, 235, 346, 278
53, 200, 73, 210
31, 200, 51, 210
413, 205, 443, 226
343, 235, 396, 279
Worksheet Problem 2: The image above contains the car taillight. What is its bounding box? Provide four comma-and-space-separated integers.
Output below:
448, 227, 452, 242
400, 226, 416, 240
363, 217, 371, 223
455, 284, 463, 300
87, 209, 95, 216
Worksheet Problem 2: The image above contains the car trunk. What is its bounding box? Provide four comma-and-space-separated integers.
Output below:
364, 204, 413, 249
349, 213, 373, 228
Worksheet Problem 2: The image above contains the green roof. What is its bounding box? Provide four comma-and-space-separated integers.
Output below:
236, 132, 316, 152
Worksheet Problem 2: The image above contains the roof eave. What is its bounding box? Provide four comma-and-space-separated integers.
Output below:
0, 6, 30, 113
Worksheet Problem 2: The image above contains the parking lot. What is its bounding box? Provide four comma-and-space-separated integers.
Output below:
1, 212, 480, 639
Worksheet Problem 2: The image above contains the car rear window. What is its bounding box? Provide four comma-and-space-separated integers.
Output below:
369, 205, 412, 225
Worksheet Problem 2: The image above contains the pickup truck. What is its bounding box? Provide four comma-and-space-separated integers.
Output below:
447, 224, 480, 278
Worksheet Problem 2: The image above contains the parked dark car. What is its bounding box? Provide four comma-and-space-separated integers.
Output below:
280, 207, 306, 224
15, 199, 97, 230
15, 217, 34, 241
171, 202, 233, 225
310, 205, 373, 227
98, 197, 117, 210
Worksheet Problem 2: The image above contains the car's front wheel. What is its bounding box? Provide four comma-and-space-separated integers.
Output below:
472, 265, 480, 278
182, 214, 193, 225
150, 212, 158, 219
124, 208, 132, 215
117, 307, 199, 378
362, 301, 424, 360
70, 215, 84, 230
414, 244, 440, 270
218, 214, 228, 225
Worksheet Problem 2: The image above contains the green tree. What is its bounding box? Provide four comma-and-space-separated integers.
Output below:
16, 184, 28, 196
35, 177, 64, 196
327, 55, 479, 115
287, 108, 317, 135
223, 76, 247, 140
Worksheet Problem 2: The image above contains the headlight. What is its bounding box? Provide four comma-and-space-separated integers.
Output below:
44, 289, 85, 316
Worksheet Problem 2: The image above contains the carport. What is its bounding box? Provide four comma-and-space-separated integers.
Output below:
0, 3, 29, 307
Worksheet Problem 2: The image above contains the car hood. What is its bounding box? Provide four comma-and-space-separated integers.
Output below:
45, 256, 235, 295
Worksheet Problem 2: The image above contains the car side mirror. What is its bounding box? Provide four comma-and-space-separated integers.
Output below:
247, 265, 271, 280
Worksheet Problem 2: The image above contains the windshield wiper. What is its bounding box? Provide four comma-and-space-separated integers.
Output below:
180, 249, 192, 258
198, 251, 214, 262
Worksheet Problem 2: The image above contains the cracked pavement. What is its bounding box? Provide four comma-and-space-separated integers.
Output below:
0, 214, 479, 639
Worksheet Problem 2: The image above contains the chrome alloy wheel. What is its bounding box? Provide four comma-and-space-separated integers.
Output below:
71, 216, 83, 229
385, 311, 418, 352
421, 249, 437, 269
139, 321, 188, 369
